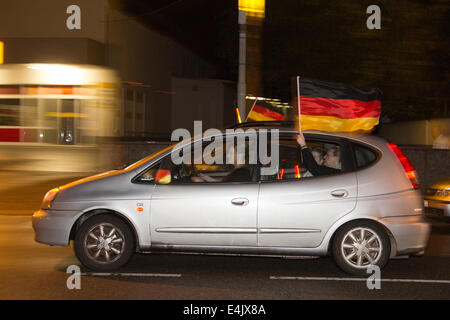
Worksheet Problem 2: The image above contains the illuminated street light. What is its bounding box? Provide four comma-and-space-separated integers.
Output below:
239, 0, 265, 18
0, 41, 4, 64
237, 0, 266, 120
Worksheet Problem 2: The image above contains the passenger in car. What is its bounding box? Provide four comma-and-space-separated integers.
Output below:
311, 147, 325, 165
323, 146, 341, 170
296, 132, 340, 176
302, 147, 325, 177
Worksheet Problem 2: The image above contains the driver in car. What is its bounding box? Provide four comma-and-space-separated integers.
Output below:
191, 145, 251, 183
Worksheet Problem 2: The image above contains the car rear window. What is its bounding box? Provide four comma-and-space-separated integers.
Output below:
353, 143, 377, 169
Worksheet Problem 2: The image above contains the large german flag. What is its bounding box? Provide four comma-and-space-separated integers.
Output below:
296, 78, 382, 132
247, 101, 284, 121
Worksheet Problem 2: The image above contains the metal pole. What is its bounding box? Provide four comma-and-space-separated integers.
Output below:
120, 87, 125, 136
37, 89, 43, 143
132, 89, 136, 136
238, 10, 247, 122
142, 92, 146, 136
296, 76, 301, 131
56, 99, 61, 144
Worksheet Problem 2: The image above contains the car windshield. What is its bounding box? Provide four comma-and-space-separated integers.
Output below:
123, 135, 199, 172
123, 144, 175, 171
123, 132, 225, 172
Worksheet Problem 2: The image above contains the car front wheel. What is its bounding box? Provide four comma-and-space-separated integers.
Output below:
74, 214, 135, 271
332, 221, 390, 275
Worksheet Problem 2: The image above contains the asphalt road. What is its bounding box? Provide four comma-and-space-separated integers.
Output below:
0, 170, 87, 215
0, 215, 449, 300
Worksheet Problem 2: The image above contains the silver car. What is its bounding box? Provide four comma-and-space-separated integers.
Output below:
32, 126, 431, 275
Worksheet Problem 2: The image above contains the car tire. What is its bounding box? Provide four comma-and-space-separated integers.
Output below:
74, 214, 135, 271
332, 220, 390, 275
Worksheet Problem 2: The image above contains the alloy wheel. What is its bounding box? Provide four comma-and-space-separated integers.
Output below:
83, 222, 126, 264
340, 227, 382, 268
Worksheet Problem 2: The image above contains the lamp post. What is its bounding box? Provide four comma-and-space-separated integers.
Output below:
237, 10, 247, 121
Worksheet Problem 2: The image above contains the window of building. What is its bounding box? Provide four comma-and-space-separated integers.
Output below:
0, 99, 20, 126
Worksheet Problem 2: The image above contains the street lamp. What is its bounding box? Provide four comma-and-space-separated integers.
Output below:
237, 0, 265, 120
237, 10, 247, 121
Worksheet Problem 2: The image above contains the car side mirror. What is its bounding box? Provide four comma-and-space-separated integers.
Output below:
155, 169, 171, 184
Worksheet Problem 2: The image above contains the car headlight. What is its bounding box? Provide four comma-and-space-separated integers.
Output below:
41, 188, 60, 209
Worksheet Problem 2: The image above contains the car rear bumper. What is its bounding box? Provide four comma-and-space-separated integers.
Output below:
32, 209, 79, 246
379, 215, 431, 255
424, 199, 450, 217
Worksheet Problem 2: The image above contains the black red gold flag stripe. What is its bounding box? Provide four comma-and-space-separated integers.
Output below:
248, 100, 284, 121
296, 78, 382, 132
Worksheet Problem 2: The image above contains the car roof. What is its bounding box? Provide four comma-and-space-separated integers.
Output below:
128, 124, 389, 172
223, 122, 387, 147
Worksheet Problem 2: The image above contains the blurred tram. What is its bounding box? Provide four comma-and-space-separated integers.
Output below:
0, 64, 120, 145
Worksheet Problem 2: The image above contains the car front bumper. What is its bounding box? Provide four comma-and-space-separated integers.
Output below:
424, 199, 450, 217
32, 209, 80, 246
379, 215, 431, 256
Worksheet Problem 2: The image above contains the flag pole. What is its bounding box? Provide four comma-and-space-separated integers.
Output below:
245, 98, 258, 122
296, 76, 301, 132
235, 106, 242, 123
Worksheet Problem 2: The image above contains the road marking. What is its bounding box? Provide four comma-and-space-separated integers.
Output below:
270, 276, 450, 284
81, 272, 181, 278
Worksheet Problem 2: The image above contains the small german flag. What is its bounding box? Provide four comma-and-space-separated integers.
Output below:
155, 169, 171, 184
248, 100, 284, 122
296, 78, 382, 132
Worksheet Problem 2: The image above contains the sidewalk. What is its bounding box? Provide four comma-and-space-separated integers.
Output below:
0, 170, 91, 215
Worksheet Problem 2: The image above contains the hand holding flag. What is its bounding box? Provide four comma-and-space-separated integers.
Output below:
296, 131, 306, 147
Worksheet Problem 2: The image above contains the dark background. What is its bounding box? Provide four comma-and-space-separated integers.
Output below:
115, 0, 450, 122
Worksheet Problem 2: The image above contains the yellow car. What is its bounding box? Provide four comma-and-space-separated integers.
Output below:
424, 178, 450, 218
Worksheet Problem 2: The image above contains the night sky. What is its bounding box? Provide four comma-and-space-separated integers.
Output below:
117, 0, 449, 122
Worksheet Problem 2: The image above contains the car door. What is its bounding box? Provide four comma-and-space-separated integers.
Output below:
257, 134, 357, 248
148, 134, 259, 247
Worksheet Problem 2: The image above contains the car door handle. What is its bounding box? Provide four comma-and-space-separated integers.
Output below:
331, 189, 348, 198
231, 198, 249, 206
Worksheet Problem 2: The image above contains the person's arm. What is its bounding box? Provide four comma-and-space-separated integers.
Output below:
299, 144, 324, 176
296, 132, 320, 174
198, 172, 221, 182
190, 172, 221, 182
296, 132, 307, 148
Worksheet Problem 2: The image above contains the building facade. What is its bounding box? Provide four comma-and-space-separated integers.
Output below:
0, 0, 224, 140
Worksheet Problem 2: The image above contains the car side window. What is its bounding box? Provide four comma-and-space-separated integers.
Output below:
133, 159, 164, 184
134, 155, 188, 184
353, 143, 377, 169
182, 138, 256, 184
260, 135, 343, 182
136, 137, 256, 185
135, 166, 158, 183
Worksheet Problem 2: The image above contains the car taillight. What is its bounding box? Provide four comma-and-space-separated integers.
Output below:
387, 142, 419, 189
